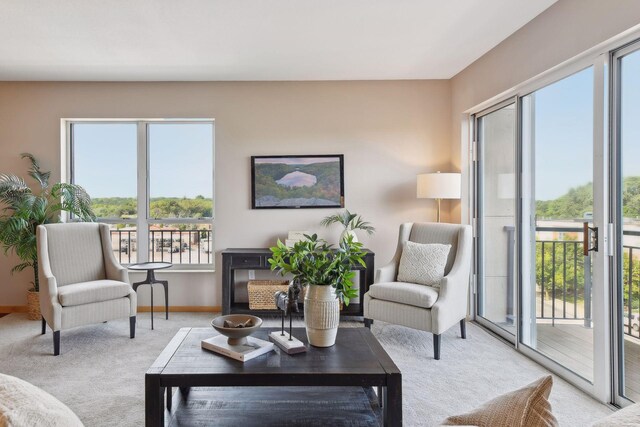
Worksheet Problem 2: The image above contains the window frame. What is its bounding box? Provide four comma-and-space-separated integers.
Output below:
63, 118, 215, 270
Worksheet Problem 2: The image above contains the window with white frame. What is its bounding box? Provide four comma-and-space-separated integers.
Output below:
67, 120, 214, 268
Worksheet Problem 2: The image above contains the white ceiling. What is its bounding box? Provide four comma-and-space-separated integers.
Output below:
0, 0, 556, 81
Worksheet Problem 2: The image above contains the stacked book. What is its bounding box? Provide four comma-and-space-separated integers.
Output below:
201, 335, 275, 362
285, 231, 310, 248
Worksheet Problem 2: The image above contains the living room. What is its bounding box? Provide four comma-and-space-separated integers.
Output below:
1, 1, 640, 426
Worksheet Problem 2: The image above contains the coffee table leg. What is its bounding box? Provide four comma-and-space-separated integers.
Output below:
383, 373, 402, 427
145, 374, 164, 427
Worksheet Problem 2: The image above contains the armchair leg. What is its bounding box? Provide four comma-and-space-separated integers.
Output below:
130, 316, 136, 339
53, 331, 60, 356
364, 318, 373, 329
433, 334, 441, 360
41, 317, 46, 335
460, 319, 466, 339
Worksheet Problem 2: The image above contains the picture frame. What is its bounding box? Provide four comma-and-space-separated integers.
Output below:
251, 155, 345, 209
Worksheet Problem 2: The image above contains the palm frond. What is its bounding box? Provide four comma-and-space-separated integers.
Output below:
20, 153, 50, 189
50, 183, 96, 221
11, 261, 34, 275
0, 174, 32, 209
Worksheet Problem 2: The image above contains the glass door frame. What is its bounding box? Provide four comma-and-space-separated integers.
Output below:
470, 53, 612, 402
610, 39, 640, 407
473, 97, 519, 344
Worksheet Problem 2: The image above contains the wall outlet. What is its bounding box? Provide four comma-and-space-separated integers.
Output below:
248, 270, 255, 280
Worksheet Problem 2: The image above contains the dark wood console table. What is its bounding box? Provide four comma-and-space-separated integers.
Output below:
221, 248, 375, 317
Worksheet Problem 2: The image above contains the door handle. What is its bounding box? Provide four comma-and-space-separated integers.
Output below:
583, 222, 598, 256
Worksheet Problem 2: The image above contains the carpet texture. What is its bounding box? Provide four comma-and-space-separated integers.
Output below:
0, 313, 611, 426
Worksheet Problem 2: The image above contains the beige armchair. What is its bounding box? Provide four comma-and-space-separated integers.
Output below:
37, 223, 137, 355
364, 222, 472, 359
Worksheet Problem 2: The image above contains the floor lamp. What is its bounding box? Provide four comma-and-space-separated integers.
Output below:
417, 172, 461, 222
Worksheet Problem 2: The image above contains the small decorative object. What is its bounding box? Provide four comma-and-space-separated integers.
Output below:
251, 155, 345, 209
269, 280, 307, 354
320, 210, 375, 243
211, 314, 263, 346
269, 234, 366, 347
0, 153, 95, 320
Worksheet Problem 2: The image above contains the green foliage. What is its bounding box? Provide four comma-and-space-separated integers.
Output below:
268, 234, 366, 306
91, 197, 213, 219
536, 237, 585, 303
0, 154, 95, 291
320, 209, 375, 235
254, 161, 341, 203
536, 177, 640, 220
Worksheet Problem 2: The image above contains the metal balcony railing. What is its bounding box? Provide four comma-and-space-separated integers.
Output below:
110, 229, 213, 265
503, 225, 640, 339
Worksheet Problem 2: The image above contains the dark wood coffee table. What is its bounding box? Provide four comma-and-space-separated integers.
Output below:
145, 327, 402, 426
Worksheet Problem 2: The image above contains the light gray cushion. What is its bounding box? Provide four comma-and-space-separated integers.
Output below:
44, 223, 106, 287
57, 280, 131, 307
592, 403, 640, 426
408, 222, 460, 275
0, 373, 84, 427
397, 241, 450, 287
368, 281, 439, 309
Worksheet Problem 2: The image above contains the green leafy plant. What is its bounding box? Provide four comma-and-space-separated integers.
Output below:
320, 209, 375, 235
0, 153, 95, 292
268, 233, 366, 305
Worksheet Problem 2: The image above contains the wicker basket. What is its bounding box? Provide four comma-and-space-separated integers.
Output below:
247, 280, 290, 310
26, 290, 41, 320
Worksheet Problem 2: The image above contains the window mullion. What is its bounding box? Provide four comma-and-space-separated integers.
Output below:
137, 122, 149, 263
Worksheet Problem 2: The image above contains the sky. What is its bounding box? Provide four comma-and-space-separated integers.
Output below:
73, 122, 213, 199
529, 47, 639, 201
532, 66, 594, 201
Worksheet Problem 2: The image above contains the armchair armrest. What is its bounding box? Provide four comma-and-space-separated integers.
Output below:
375, 262, 398, 284
99, 224, 130, 283
36, 225, 62, 329
431, 226, 472, 334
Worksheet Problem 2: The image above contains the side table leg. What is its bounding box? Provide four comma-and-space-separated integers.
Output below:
383, 373, 402, 427
150, 283, 154, 330
145, 374, 164, 427
159, 280, 169, 320
166, 386, 172, 411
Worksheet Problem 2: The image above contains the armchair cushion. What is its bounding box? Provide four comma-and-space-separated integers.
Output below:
368, 282, 439, 309
57, 280, 132, 307
397, 241, 450, 288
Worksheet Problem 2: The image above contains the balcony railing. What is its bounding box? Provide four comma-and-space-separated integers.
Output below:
110, 229, 213, 265
504, 225, 640, 339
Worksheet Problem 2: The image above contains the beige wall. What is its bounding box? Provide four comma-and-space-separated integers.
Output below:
0, 80, 451, 307
450, 0, 640, 221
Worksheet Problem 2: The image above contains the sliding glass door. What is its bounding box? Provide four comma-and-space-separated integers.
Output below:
475, 101, 517, 338
473, 54, 612, 400
613, 42, 640, 404
520, 67, 597, 382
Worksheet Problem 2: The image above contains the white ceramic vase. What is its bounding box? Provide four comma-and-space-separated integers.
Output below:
304, 284, 340, 347
340, 229, 358, 243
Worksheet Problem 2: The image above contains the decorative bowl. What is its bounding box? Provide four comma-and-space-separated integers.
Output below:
211, 314, 263, 346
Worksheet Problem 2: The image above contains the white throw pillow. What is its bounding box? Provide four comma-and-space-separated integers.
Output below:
0, 373, 84, 427
397, 241, 451, 288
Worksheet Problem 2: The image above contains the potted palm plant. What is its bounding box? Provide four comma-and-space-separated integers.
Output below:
0, 153, 95, 319
268, 233, 366, 347
320, 209, 375, 243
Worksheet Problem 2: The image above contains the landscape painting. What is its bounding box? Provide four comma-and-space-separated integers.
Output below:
251, 155, 344, 209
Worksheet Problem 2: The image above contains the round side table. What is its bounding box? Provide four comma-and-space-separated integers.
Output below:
128, 262, 172, 330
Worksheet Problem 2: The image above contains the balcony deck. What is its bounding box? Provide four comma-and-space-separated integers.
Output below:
535, 320, 640, 401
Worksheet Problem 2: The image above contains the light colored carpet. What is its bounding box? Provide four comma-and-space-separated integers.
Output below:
0, 313, 611, 426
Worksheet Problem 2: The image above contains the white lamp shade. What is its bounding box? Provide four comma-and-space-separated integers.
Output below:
417, 172, 461, 199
